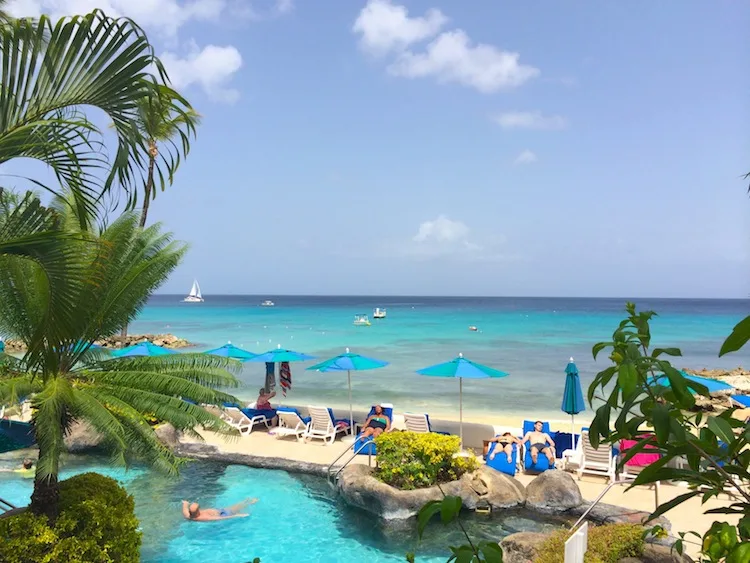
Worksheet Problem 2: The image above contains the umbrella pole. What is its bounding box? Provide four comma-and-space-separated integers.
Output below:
571, 414, 575, 450
459, 378, 463, 449
348, 370, 354, 436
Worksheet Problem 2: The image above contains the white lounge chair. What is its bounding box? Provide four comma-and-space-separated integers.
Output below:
403, 412, 449, 434
274, 410, 310, 441
304, 406, 348, 445
222, 407, 257, 435
577, 431, 618, 482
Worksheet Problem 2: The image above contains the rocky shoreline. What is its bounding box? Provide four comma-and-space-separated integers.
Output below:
2, 333, 192, 353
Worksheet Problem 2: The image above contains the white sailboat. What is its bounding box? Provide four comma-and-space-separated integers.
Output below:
183, 279, 204, 303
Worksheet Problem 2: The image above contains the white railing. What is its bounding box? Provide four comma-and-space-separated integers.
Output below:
565, 521, 589, 563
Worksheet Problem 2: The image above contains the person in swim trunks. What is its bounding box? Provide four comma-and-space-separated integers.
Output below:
182, 498, 258, 521
488, 432, 522, 463
359, 405, 391, 439
522, 421, 555, 464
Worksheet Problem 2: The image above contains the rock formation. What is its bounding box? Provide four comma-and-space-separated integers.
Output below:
3, 333, 192, 353
525, 469, 583, 511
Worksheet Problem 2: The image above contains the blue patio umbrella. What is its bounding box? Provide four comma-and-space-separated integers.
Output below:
416, 353, 509, 448
246, 344, 316, 364
112, 342, 176, 358
561, 357, 586, 448
648, 371, 733, 394
204, 342, 257, 362
306, 348, 389, 433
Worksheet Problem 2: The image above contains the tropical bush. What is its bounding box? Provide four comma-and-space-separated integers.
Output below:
375, 431, 479, 490
586, 303, 750, 561
0, 472, 141, 562
534, 523, 644, 563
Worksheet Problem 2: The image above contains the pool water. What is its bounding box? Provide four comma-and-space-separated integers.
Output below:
0, 453, 569, 562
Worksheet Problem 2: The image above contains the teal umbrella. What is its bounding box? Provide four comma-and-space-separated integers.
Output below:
561, 357, 585, 448
204, 342, 257, 362
246, 344, 316, 363
306, 348, 389, 432
112, 342, 175, 358
416, 353, 509, 448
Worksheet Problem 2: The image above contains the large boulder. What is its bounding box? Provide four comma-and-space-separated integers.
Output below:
336, 464, 525, 519
625, 544, 694, 563
500, 532, 550, 563
64, 421, 103, 452
525, 469, 583, 511
154, 423, 180, 450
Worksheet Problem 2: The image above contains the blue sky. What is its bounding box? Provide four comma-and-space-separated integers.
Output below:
7, 0, 750, 298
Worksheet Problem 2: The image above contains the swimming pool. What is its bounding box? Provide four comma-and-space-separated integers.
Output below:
0, 453, 568, 562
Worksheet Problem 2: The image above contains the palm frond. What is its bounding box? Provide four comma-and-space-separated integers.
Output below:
0, 10, 168, 219
32, 378, 74, 480
0, 374, 40, 405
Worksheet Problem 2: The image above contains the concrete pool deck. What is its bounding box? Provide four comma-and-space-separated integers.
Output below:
181, 424, 740, 558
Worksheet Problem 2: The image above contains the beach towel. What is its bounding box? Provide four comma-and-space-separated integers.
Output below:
264, 362, 276, 393
620, 436, 660, 466
280, 362, 292, 397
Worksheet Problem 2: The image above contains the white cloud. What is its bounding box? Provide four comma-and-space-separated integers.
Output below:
233, 0, 293, 20
8, 0, 226, 37
493, 111, 568, 130
352, 0, 447, 56
161, 43, 243, 103
413, 215, 469, 244
388, 30, 539, 93
353, 1, 538, 93
514, 150, 537, 164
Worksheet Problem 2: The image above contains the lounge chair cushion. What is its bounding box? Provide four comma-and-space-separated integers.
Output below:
353, 405, 395, 455
276, 406, 311, 425
241, 407, 277, 420
485, 441, 518, 476
522, 420, 556, 472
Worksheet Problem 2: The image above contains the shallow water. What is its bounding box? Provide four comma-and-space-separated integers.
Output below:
0, 453, 570, 562
131, 295, 750, 421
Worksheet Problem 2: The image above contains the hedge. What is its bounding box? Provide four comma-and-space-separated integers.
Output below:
374, 431, 479, 490
0, 472, 141, 563
534, 523, 644, 563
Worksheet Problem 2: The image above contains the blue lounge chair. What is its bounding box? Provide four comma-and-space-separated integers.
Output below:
353, 404, 395, 455
522, 420, 556, 473
485, 440, 519, 476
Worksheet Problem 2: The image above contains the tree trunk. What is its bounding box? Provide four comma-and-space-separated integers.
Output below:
30, 441, 60, 522
139, 144, 156, 228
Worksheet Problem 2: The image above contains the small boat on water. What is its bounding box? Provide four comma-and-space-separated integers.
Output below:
354, 314, 371, 326
261, 300, 275, 307
373, 307, 387, 319
468, 326, 478, 332
183, 279, 204, 303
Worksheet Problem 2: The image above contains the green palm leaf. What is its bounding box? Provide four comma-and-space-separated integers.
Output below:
0, 10, 168, 224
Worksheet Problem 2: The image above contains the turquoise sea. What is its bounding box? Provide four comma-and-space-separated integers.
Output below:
131, 296, 750, 422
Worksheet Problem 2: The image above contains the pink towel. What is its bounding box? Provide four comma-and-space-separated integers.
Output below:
620, 437, 660, 467
280, 362, 292, 397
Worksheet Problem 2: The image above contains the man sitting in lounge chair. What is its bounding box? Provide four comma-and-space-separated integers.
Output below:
359, 405, 391, 440
488, 432, 523, 463
182, 498, 258, 521
522, 421, 555, 465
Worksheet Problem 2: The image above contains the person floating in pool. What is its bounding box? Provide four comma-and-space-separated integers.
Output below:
359, 405, 391, 440
182, 498, 258, 521
0, 458, 34, 478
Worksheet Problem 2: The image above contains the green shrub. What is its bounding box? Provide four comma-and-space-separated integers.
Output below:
534, 523, 644, 563
0, 472, 141, 563
374, 431, 479, 490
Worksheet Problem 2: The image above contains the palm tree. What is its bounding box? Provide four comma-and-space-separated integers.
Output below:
134, 84, 201, 228
0, 10, 178, 228
0, 204, 241, 520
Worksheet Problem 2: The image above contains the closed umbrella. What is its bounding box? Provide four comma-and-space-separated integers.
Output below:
306, 348, 389, 435
561, 357, 585, 449
416, 353, 509, 449
204, 342, 257, 362
112, 342, 175, 357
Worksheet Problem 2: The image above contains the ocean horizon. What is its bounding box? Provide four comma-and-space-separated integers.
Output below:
131, 295, 750, 423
